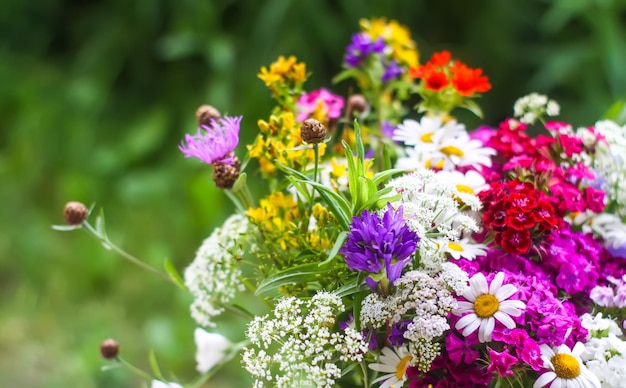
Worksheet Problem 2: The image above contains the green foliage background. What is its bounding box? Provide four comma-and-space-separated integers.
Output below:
1, 0, 625, 386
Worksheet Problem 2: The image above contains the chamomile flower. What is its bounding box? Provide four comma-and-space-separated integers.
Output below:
444, 237, 487, 260
392, 116, 465, 146
454, 272, 525, 342
369, 345, 413, 388
534, 343, 601, 388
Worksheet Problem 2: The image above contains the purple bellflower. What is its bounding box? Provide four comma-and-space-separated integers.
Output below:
179, 116, 242, 166
340, 203, 419, 293
344, 32, 386, 68
382, 59, 403, 83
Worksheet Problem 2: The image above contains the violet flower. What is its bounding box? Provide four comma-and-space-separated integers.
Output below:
344, 32, 386, 68
381, 60, 403, 83
340, 203, 419, 291
179, 116, 242, 166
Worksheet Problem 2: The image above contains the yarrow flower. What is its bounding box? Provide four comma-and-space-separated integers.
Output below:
341, 203, 419, 291
454, 272, 525, 343
179, 116, 242, 166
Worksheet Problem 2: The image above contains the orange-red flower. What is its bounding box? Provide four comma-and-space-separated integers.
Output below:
450, 61, 491, 96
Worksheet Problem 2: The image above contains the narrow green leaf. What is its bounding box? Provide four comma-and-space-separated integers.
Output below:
318, 231, 348, 267
331, 68, 361, 84
164, 258, 188, 291
148, 350, 164, 381
343, 140, 359, 208
354, 121, 365, 175
231, 172, 247, 193
371, 168, 408, 186
459, 99, 484, 119
603, 99, 626, 125
255, 262, 332, 296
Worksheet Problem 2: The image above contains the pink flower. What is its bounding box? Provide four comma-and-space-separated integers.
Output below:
179, 116, 241, 165
296, 88, 344, 122
487, 348, 518, 377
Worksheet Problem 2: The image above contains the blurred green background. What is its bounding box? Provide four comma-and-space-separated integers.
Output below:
2, 0, 626, 386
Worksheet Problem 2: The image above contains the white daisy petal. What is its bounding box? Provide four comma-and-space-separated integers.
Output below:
494, 311, 516, 329
473, 272, 489, 295
495, 283, 517, 301
456, 313, 478, 331
489, 272, 505, 294
479, 317, 495, 342
533, 371, 557, 388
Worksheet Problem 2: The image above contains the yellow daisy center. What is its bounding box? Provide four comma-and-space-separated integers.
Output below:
551, 354, 581, 379
420, 132, 434, 143
395, 355, 412, 380
473, 294, 499, 318
440, 145, 464, 157
448, 242, 464, 252
455, 184, 475, 195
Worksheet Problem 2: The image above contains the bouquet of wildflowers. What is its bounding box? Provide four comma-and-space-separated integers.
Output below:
58, 18, 626, 388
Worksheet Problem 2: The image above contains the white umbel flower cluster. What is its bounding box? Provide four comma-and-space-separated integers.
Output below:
513, 92, 560, 124
579, 313, 626, 388
243, 291, 368, 388
360, 266, 468, 371
384, 170, 482, 269
184, 214, 249, 328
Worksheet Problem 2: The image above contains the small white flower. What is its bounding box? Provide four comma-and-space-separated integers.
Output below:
534, 343, 601, 388
443, 238, 487, 261
194, 328, 231, 374
369, 346, 413, 388
150, 381, 183, 388
454, 272, 525, 342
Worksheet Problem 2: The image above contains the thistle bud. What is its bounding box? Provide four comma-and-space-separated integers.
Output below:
300, 119, 327, 144
347, 94, 367, 116
63, 201, 88, 225
212, 157, 241, 189
100, 339, 119, 359
196, 105, 221, 127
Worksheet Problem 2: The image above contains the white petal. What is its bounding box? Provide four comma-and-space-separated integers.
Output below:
369, 363, 396, 373
456, 313, 478, 330
489, 272, 505, 294
495, 283, 517, 301
472, 272, 489, 295
499, 301, 524, 316
494, 311, 516, 329
533, 372, 557, 388
572, 342, 586, 357
539, 344, 555, 359
580, 368, 601, 388
479, 317, 495, 342
455, 301, 475, 313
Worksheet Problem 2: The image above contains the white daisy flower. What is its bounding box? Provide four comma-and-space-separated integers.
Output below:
194, 328, 231, 373
444, 238, 487, 260
369, 346, 413, 388
453, 272, 525, 342
534, 342, 601, 388
437, 169, 489, 195
431, 133, 496, 170
392, 116, 465, 146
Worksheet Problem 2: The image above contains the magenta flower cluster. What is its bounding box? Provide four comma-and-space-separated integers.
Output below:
179, 116, 242, 166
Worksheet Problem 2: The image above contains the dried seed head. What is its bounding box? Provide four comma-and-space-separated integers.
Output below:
63, 201, 88, 225
212, 157, 241, 189
196, 105, 221, 127
100, 339, 120, 360
300, 119, 327, 144
347, 94, 368, 116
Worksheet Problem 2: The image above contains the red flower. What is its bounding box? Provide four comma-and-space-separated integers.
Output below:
424, 69, 450, 91
450, 61, 491, 96
430, 50, 452, 67
498, 228, 532, 255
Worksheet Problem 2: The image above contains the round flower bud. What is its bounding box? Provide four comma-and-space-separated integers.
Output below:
212, 158, 240, 189
300, 119, 327, 144
63, 201, 88, 225
196, 105, 221, 127
347, 94, 368, 115
100, 339, 120, 359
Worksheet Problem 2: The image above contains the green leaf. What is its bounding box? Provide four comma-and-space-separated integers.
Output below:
371, 168, 408, 186
231, 172, 247, 193
459, 99, 484, 119
255, 262, 333, 296
148, 350, 164, 381
332, 68, 362, 84
318, 231, 348, 267
603, 99, 626, 125
354, 121, 366, 175
164, 258, 188, 291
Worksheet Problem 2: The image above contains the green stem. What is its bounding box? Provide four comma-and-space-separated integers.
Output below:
117, 357, 155, 381
82, 222, 173, 283
360, 360, 369, 388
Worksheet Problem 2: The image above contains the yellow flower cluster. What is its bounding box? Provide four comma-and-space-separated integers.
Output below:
246, 193, 333, 269
248, 111, 326, 175
257, 55, 307, 99
360, 18, 419, 68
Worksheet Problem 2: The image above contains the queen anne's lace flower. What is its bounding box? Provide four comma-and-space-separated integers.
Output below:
243, 292, 368, 388
184, 214, 249, 328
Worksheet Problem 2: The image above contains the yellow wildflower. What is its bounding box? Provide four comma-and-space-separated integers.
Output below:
360, 18, 419, 67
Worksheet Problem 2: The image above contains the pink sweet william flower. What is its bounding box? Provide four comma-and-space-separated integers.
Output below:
296, 88, 344, 122
487, 348, 518, 377
179, 116, 242, 166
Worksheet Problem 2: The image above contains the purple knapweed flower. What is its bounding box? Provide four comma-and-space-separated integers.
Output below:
344, 32, 386, 68
340, 203, 419, 289
179, 116, 242, 165
381, 60, 403, 83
